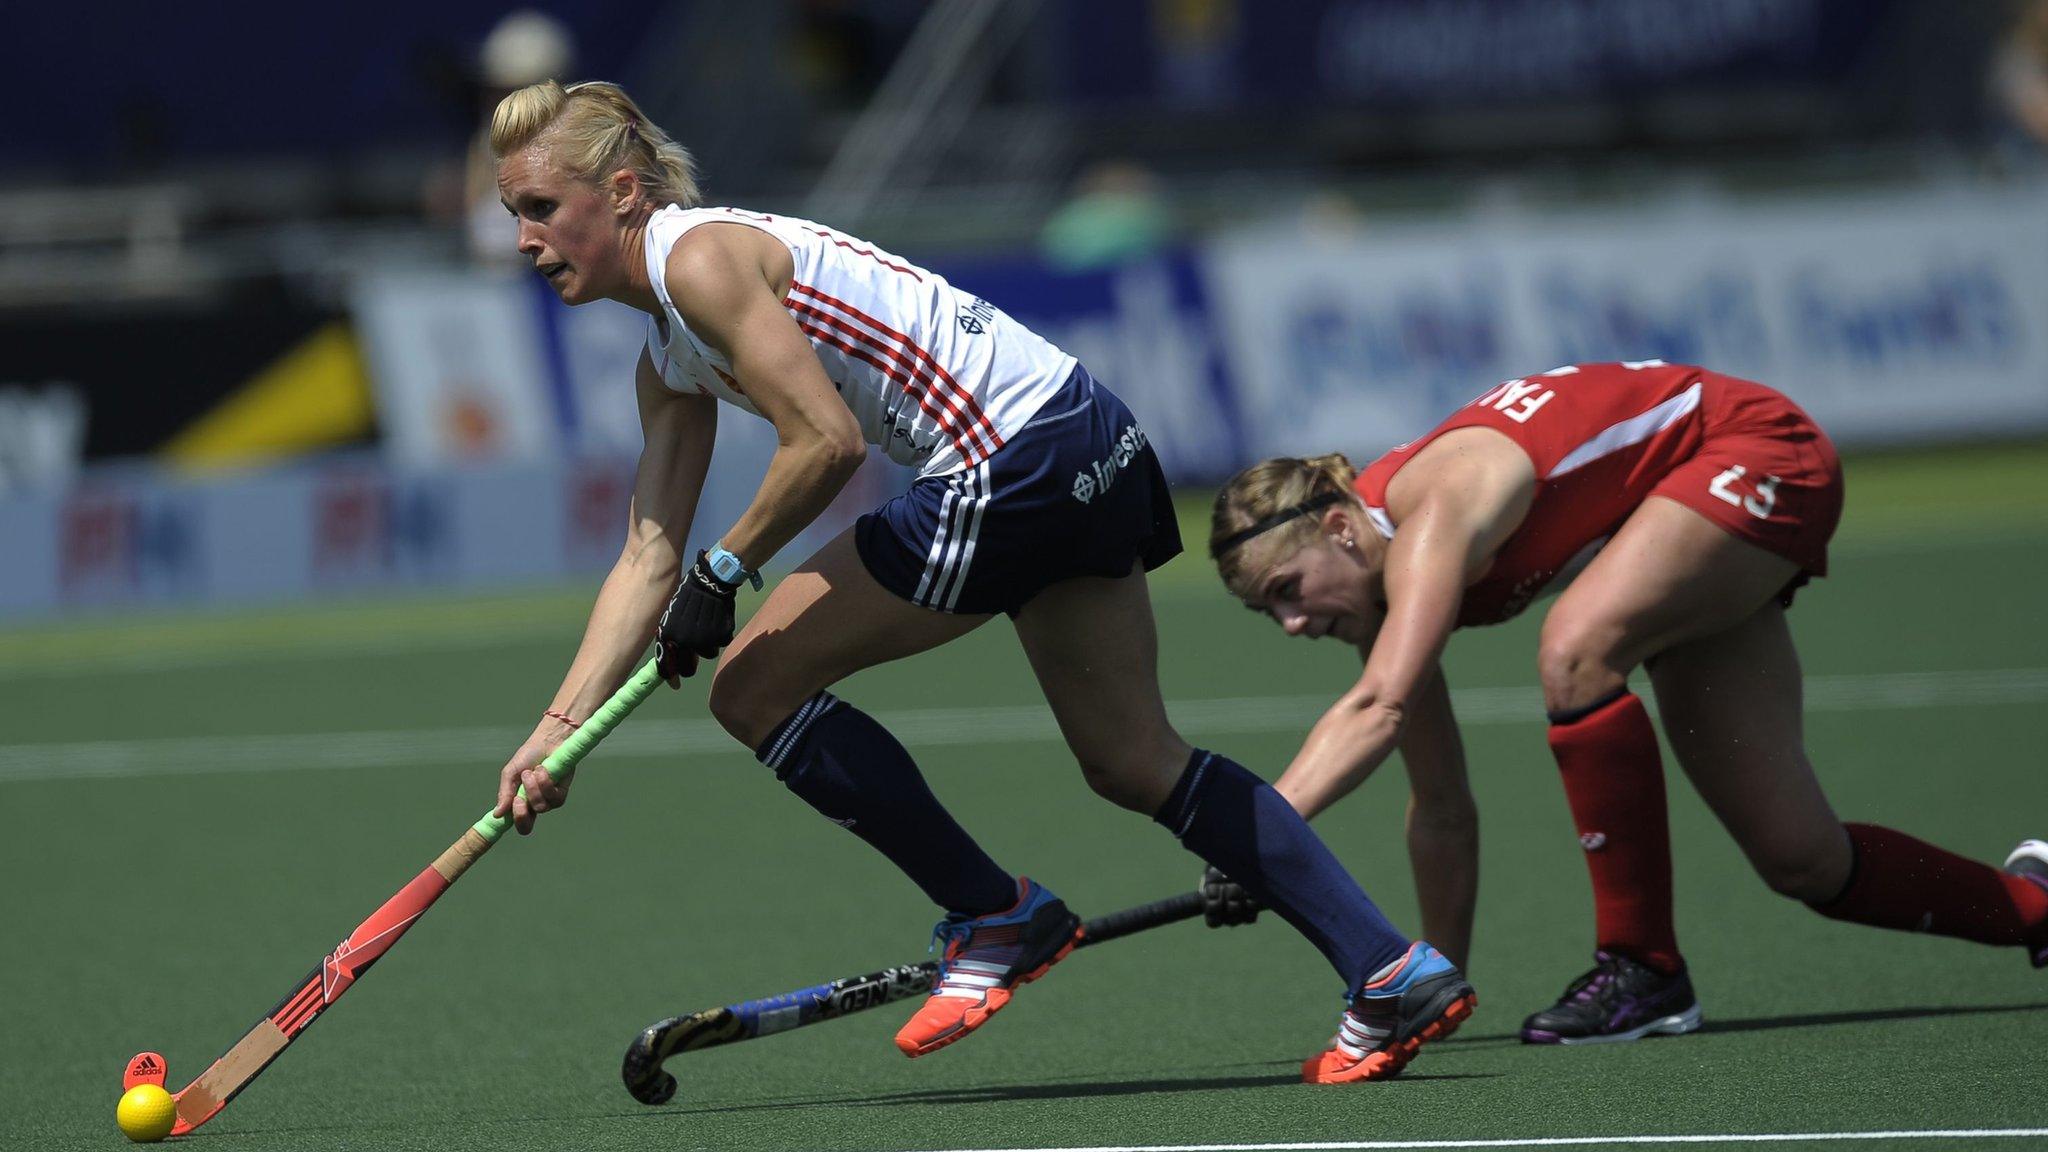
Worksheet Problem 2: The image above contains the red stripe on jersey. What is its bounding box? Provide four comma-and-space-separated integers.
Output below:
792, 316, 994, 466
797, 228, 923, 281
704, 209, 920, 280
788, 283, 1001, 454
787, 299, 1002, 461
787, 285, 1003, 458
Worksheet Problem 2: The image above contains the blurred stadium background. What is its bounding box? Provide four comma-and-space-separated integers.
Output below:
6, 6, 2048, 1150
4, 0, 2045, 615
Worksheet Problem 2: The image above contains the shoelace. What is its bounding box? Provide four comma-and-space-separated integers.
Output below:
928, 916, 974, 958
926, 915, 1022, 998
1566, 963, 1621, 1005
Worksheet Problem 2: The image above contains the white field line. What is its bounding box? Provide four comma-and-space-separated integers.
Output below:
0, 619, 576, 680
912, 1131, 2048, 1152
3, 668, 2044, 785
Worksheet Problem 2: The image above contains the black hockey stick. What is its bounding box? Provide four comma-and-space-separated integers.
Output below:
621, 891, 1204, 1104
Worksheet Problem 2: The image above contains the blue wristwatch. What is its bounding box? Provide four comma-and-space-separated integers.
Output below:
706, 544, 763, 591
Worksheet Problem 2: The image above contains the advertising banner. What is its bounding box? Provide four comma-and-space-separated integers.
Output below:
0, 295, 348, 462
20, 181, 2036, 620
938, 251, 1247, 483
542, 279, 656, 456
357, 255, 1250, 483
351, 271, 672, 461
0, 446, 896, 620
1055, 0, 1894, 109
1205, 183, 2048, 459
352, 272, 559, 467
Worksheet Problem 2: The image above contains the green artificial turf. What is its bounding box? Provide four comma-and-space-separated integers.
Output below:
2, 443, 2045, 1151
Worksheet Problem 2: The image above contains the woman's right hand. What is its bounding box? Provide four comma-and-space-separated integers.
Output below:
493, 717, 577, 835
1198, 865, 1263, 928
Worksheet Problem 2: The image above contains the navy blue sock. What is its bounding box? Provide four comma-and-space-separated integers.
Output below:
1154, 749, 1410, 995
758, 692, 1016, 917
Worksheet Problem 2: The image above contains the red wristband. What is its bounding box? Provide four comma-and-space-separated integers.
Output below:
543, 708, 582, 730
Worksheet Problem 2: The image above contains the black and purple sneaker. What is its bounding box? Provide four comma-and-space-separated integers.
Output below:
2003, 839, 2048, 969
1520, 951, 1703, 1045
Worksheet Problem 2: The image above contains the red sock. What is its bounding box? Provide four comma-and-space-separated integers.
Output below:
1812, 823, 2048, 951
1547, 692, 1684, 974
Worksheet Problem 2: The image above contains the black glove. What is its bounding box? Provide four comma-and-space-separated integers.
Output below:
655, 551, 739, 679
1199, 865, 1263, 928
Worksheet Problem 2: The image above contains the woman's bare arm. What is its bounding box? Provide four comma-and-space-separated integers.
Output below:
493, 351, 716, 831
1273, 430, 1532, 819
1397, 664, 1479, 970
664, 223, 866, 571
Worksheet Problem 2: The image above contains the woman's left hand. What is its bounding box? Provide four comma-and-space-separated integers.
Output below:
654, 551, 738, 678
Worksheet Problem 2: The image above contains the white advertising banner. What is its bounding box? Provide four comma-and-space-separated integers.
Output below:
549, 292, 652, 456
352, 271, 559, 467
352, 269, 652, 463
1206, 183, 2048, 458
0, 440, 896, 620
0, 264, 899, 618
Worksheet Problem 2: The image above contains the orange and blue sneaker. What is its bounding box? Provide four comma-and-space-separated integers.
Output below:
2005, 839, 2048, 968
893, 877, 1082, 1058
1303, 941, 1476, 1084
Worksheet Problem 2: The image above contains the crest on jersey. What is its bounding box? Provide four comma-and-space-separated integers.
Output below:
957, 297, 995, 335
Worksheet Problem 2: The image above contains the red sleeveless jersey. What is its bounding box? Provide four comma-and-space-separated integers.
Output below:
1353, 361, 1841, 628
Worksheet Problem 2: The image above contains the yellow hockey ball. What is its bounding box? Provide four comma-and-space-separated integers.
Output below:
116, 1084, 177, 1143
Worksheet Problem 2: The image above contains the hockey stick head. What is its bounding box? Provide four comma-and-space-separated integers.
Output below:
621, 1007, 749, 1105
620, 1024, 680, 1105
120, 1051, 214, 1137
124, 1051, 169, 1091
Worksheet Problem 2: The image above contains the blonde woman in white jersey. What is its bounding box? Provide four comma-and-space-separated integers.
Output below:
486, 81, 1473, 1080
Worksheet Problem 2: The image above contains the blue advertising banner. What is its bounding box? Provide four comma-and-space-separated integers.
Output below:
936, 251, 1247, 484
1204, 183, 2048, 460
1055, 0, 1897, 109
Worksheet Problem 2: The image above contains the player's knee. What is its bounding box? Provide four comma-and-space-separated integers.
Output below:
1075, 757, 1152, 812
706, 665, 787, 751
1073, 742, 1181, 814
1754, 845, 1845, 902
1537, 619, 1629, 714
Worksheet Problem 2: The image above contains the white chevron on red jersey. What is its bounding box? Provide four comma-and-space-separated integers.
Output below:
641, 205, 1076, 476
1355, 361, 1793, 627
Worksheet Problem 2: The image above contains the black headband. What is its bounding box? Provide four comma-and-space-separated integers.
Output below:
1213, 492, 1344, 557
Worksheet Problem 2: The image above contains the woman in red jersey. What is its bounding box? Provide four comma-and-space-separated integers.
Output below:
1205, 360, 2048, 1044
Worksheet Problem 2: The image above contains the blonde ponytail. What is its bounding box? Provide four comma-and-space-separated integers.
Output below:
1210, 453, 1360, 594
490, 80, 701, 209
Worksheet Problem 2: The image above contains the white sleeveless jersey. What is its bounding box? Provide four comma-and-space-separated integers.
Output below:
642, 205, 1076, 476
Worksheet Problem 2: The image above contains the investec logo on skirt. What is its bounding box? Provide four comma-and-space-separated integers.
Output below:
1072, 423, 1150, 504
